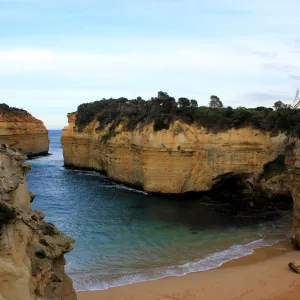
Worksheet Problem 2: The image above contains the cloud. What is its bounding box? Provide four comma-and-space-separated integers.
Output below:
264, 63, 300, 73
0, 36, 296, 78
0, 36, 298, 118
245, 92, 290, 102
1, 0, 300, 127
0, 35, 299, 88
289, 74, 300, 81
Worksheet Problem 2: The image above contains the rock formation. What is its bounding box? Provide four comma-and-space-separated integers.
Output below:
0, 104, 49, 157
0, 145, 76, 300
61, 95, 300, 248
62, 113, 291, 194
292, 143, 300, 248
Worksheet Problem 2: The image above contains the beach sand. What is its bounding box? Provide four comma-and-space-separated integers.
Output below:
77, 240, 300, 300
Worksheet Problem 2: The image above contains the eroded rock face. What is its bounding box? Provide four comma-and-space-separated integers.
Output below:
0, 145, 76, 300
62, 113, 291, 194
292, 144, 300, 248
0, 110, 49, 157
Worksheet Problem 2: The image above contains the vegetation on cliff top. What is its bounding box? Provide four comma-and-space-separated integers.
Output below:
75, 92, 300, 138
0, 103, 28, 114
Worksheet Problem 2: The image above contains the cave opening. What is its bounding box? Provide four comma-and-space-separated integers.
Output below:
210, 172, 293, 212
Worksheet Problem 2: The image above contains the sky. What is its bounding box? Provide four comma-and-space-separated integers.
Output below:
0, 0, 300, 128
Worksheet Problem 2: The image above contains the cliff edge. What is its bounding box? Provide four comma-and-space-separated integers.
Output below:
0, 104, 49, 157
0, 145, 76, 300
62, 114, 300, 247
292, 143, 300, 248
62, 113, 292, 194
61, 95, 300, 246
61, 95, 300, 195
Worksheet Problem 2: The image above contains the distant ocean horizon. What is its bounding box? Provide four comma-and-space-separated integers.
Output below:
27, 130, 292, 291
47, 127, 67, 130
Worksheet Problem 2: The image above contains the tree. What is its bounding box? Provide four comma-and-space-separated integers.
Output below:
157, 91, 169, 99
190, 100, 198, 108
293, 89, 300, 109
273, 101, 290, 110
162, 97, 176, 113
209, 95, 223, 108
178, 97, 190, 108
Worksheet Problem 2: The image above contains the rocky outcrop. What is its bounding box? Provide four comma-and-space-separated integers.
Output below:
0, 108, 49, 157
62, 113, 292, 194
292, 143, 300, 248
62, 111, 300, 247
0, 145, 76, 300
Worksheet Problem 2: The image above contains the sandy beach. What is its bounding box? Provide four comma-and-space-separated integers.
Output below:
77, 240, 300, 300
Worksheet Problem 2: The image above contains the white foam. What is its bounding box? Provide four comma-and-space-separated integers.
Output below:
115, 184, 148, 195
67, 169, 148, 195
67, 169, 102, 176
70, 235, 288, 292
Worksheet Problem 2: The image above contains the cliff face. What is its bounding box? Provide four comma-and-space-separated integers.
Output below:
0, 111, 49, 157
62, 113, 291, 194
292, 143, 300, 248
0, 145, 76, 300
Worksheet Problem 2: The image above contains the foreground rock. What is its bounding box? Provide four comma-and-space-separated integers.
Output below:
0, 104, 49, 157
292, 143, 300, 248
0, 145, 76, 300
288, 261, 300, 274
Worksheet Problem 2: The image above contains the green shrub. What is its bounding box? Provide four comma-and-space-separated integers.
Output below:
74, 92, 300, 138
0, 103, 28, 114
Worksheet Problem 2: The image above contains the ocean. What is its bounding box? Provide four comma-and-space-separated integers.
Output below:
27, 130, 292, 291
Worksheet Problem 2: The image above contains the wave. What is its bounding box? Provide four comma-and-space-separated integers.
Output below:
67, 169, 148, 195
115, 184, 148, 195
70, 235, 288, 292
67, 169, 105, 177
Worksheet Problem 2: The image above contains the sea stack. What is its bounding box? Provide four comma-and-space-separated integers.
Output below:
0, 104, 49, 157
61, 95, 300, 247
61, 96, 296, 196
0, 145, 77, 300
62, 113, 292, 194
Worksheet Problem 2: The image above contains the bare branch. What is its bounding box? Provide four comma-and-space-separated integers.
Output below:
293, 89, 300, 109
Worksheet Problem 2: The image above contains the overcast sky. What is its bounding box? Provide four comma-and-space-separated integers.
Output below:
1, 0, 300, 128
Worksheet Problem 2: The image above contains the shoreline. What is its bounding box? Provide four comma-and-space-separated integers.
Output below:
77, 240, 300, 300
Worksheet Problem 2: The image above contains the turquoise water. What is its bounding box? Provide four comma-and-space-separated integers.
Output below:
27, 130, 292, 291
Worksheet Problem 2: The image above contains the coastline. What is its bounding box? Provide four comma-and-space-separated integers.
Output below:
77, 240, 300, 300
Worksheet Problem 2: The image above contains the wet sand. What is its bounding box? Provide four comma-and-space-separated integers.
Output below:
77, 240, 300, 300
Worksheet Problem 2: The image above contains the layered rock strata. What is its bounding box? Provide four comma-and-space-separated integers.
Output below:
0, 109, 49, 157
0, 145, 76, 300
62, 113, 291, 194
292, 143, 300, 248
62, 112, 300, 253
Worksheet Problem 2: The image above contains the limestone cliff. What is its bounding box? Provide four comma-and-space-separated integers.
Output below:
0, 145, 76, 300
62, 113, 291, 194
292, 143, 300, 248
0, 106, 49, 157
62, 110, 300, 248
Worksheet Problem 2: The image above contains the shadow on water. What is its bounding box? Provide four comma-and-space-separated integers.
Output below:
61, 165, 292, 236
27, 130, 292, 235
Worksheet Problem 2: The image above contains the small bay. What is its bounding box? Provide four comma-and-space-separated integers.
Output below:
27, 130, 292, 291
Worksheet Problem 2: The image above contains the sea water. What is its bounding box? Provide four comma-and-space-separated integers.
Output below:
27, 130, 292, 291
